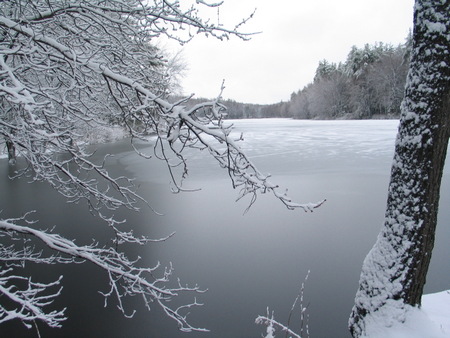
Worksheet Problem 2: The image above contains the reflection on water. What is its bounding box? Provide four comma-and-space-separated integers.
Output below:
1, 119, 449, 338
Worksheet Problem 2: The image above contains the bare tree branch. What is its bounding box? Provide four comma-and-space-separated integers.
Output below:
0, 0, 322, 332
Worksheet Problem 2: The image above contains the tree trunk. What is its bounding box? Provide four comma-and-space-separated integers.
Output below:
349, 1, 450, 336
6, 138, 16, 165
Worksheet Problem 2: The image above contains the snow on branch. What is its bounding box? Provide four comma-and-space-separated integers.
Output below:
0, 0, 322, 332
175, 101, 325, 212
256, 308, 302, 338
256, 271, 310, 338
0, 269, 66, 329
0, 6, 324, 213
0, 218, 206, 332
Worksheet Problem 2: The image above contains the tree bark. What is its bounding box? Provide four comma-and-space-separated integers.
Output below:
349, 1, 450, 336
6, 138, 16, 165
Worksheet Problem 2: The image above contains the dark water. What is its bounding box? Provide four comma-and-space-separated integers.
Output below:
1, 119, 449, 338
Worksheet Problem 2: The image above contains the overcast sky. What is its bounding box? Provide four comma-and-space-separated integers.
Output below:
168, 0, 414, 104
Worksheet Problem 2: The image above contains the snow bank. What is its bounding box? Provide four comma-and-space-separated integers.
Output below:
363, 290, 450, 338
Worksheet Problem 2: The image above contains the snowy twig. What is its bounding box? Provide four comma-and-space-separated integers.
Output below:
0, 218, 206, 332
256, 272, 311, 338
256, 308, 302, 338
0, 270, 66, 329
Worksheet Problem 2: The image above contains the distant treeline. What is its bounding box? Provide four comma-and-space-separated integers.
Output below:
287, 38, 411, 119
175, 36, 411, 120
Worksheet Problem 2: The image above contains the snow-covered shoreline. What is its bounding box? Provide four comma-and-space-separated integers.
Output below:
362, 290, 450, 338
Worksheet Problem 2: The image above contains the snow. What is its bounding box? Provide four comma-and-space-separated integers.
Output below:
229, 118, 399, 163
424, 21, 446, 34
258, 289, 450, 337
362, 290, 450, 338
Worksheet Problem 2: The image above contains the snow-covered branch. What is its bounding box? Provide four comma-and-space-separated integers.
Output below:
256, 271, 310, 338
0, 0, 322, 332
0, 218, 206, 332
0, 270, 66, 329
0, 1, 323, 215
256, 308, 302, 338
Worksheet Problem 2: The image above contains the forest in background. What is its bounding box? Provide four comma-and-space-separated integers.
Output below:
182, 35, 412, 120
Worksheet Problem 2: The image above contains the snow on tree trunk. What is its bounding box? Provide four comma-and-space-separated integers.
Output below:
349, 0, 450, 336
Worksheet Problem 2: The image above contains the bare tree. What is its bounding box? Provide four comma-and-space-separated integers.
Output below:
309, 70, 349, 119
0, 0, 323, 333
365, 47, 409, 117
349, 0, 450, 336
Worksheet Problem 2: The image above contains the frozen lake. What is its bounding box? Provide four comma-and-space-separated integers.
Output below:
1, 119, 449, 337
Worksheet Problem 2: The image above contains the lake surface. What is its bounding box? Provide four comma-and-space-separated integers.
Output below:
1, 119, 449, 337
